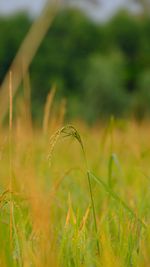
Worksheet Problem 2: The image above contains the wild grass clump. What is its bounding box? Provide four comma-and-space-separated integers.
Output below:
48, 123, 147, 265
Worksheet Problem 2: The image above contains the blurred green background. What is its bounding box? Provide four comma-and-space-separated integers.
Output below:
0, 1, 150, 123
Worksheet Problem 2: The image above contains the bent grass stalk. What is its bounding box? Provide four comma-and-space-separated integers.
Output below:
49, 125, 147, 258
0, 1, 59, 125
48, 125, 100, 254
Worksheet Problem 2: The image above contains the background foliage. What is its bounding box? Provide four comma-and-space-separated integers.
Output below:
0, 8, 150, 122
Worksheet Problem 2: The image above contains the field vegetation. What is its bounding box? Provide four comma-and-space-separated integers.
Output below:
0, 2, 150, 266
0, 93, 149, 266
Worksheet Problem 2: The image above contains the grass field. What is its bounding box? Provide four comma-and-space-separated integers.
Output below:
0, 3, 149, 266
0, 115, 149, 267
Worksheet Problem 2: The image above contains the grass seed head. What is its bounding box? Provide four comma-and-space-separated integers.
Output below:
48, 125, 85, 166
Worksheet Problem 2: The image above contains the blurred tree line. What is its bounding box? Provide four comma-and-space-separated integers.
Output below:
0, 8, 150, 123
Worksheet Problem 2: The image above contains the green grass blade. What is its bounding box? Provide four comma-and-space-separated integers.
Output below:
89, 171, 147, 229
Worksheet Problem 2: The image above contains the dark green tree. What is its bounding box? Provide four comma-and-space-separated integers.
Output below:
83, 52, 130, 122
0, 13, 31, 83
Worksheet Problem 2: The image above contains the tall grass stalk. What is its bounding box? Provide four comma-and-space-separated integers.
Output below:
22, 69, 33, 132
9, 72, 22, 267
9, 71, 13, 245
49, 125, 100, 254
108, 153, 121, 188
43, 86, 56, 135
108, 154, 114, 188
